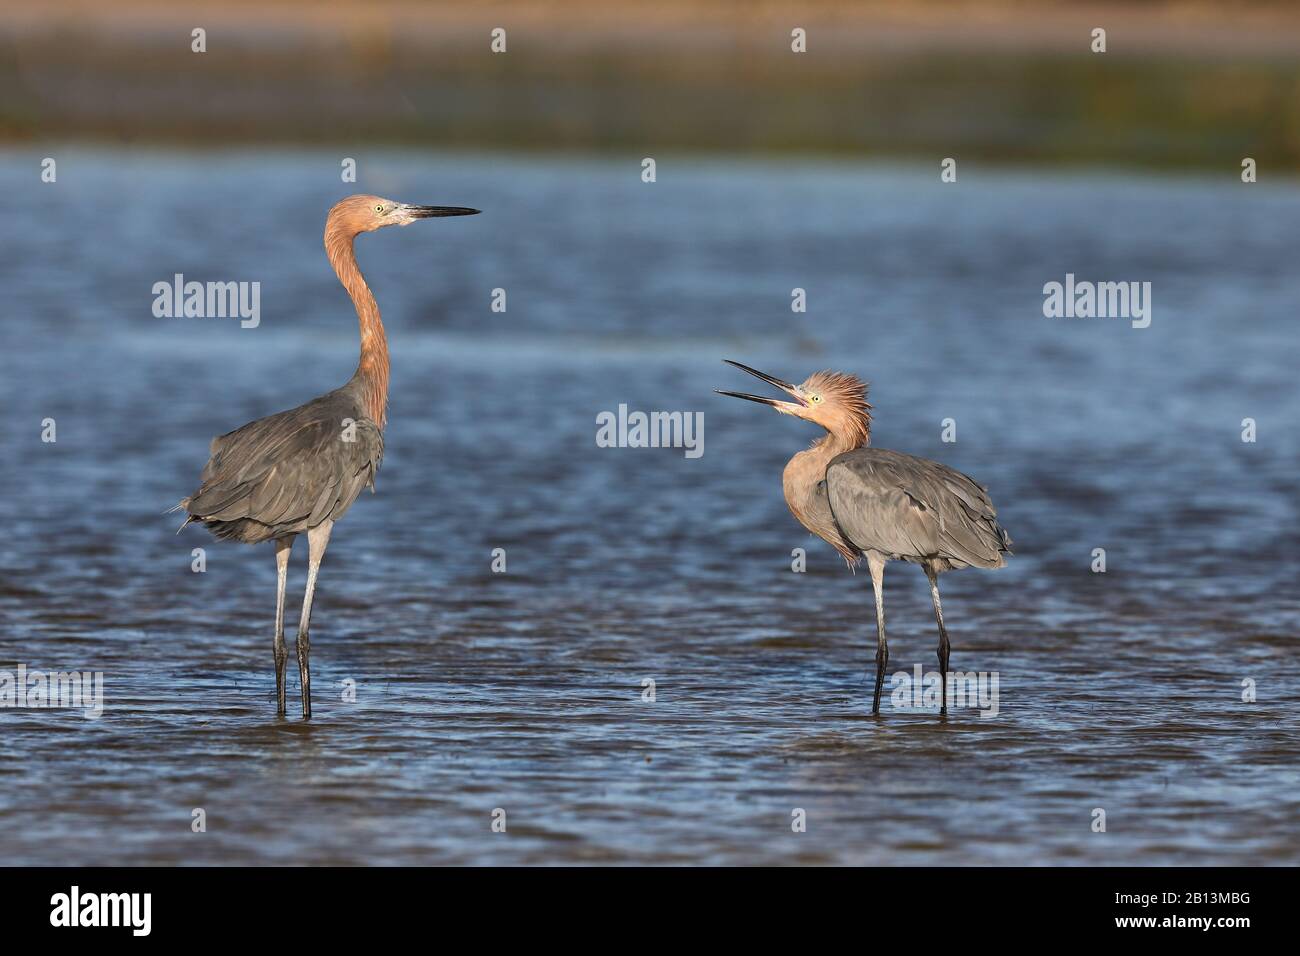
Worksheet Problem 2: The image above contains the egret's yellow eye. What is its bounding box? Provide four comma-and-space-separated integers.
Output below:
809, 394, 822, 404
375, 204, 384, 213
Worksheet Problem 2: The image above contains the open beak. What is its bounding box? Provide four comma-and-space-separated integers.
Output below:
401, 204, 481, 219
714, 360, 807, 410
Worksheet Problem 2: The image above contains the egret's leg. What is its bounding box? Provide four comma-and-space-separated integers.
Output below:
273, 535, 295, 717
296, 520, 333, 720
926, 564, 951, 718
866, 551, 889, 716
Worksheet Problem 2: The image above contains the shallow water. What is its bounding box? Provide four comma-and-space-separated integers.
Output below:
0, 149, 1297, 864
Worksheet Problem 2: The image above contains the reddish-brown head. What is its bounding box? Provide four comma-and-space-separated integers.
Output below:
326, 194, 480, 238
716, 361, 872, 448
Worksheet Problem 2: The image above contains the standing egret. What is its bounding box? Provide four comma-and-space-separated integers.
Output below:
717, 361, 1012, 717
176, 195, 479, 718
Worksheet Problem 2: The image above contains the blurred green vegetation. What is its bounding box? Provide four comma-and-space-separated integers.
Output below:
2, 17, 1297, 171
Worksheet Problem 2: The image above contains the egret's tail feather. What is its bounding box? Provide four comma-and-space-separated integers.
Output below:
168, 498, 195, 534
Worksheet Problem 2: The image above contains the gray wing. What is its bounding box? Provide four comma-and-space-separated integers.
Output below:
825, 447, 1011, 570
181, 390, 383, 543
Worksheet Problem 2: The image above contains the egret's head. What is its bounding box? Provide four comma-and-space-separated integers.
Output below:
327, 194, 480, 236
716, 361, 871, 445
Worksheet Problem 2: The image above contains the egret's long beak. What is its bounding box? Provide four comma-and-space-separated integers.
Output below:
714, 360, 808, 410
401, 204, 481, 219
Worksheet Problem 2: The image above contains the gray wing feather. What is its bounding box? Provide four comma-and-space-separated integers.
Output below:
182, 389, 383, 543
825, 447, 1012, 570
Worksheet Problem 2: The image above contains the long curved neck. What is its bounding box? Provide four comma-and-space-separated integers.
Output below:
795, 417, 870, 477
782, 424, 870, 563
325, 220, 389, 429
784, 428, 862, 503
812, 424, 867, 461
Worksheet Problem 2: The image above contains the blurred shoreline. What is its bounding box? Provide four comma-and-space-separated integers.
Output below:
3, 1, 1298, 169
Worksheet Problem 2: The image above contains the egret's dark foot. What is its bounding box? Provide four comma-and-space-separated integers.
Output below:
275, 662, 287, 718
927, 566, 954, 721
871, 643, 889, 715
297, 641, 311, 720
937, 642, 950, 719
